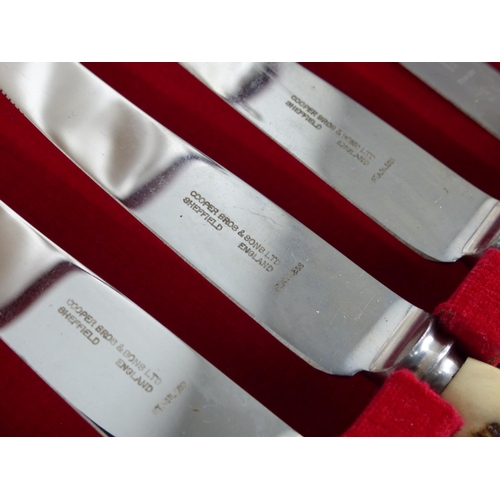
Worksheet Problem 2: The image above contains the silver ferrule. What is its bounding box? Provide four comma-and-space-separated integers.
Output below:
396, 318, 465, 394
463, 200, 500, 260
370, 312, 466, 394
490, 234, 500, 251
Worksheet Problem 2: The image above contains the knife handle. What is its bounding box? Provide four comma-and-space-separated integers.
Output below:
387, 314, 500, 436
441, 357, 500, 436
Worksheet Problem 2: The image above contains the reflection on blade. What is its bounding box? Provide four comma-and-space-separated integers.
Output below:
181, 62, 500, 263
402, 62, 500, 141
0, 202, 299, 436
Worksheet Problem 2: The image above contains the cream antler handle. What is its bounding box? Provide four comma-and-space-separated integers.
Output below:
441, 358, 500, 437
394, 317, 500, 437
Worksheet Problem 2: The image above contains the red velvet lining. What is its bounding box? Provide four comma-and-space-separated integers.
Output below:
1, 63, 499, 436
434, 248, 500, 366
343, 370, 464, 437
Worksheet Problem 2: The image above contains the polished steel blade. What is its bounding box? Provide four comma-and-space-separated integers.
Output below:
0, 62, 425, 378
402, 62, 500, 141
181, 62, 500, 263
0, 201, 298, 436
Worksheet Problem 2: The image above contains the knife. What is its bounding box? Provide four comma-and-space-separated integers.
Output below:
181, 63, 500, 265
1, 62, 499, 436
0, 200, 298, 437
401, 62, 500, 141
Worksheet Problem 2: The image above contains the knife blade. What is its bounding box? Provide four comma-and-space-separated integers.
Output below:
0, 86, 357, 437
85, 63, 472, 315
1, 62, 500, 436
401, 62, 500, 141
0, 200, 298, 437
181, 62, 500, 265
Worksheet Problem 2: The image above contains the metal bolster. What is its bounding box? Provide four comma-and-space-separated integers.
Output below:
490, 236, 500, 252
463, 200, 500, 259
369, 309, 465, 394
396, 318, 465, 394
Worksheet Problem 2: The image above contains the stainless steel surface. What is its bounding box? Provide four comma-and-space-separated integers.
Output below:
402, 62, 500, 141
181, 62, 500, 263
0, 201, 298, 436
0, 62, 463, 393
